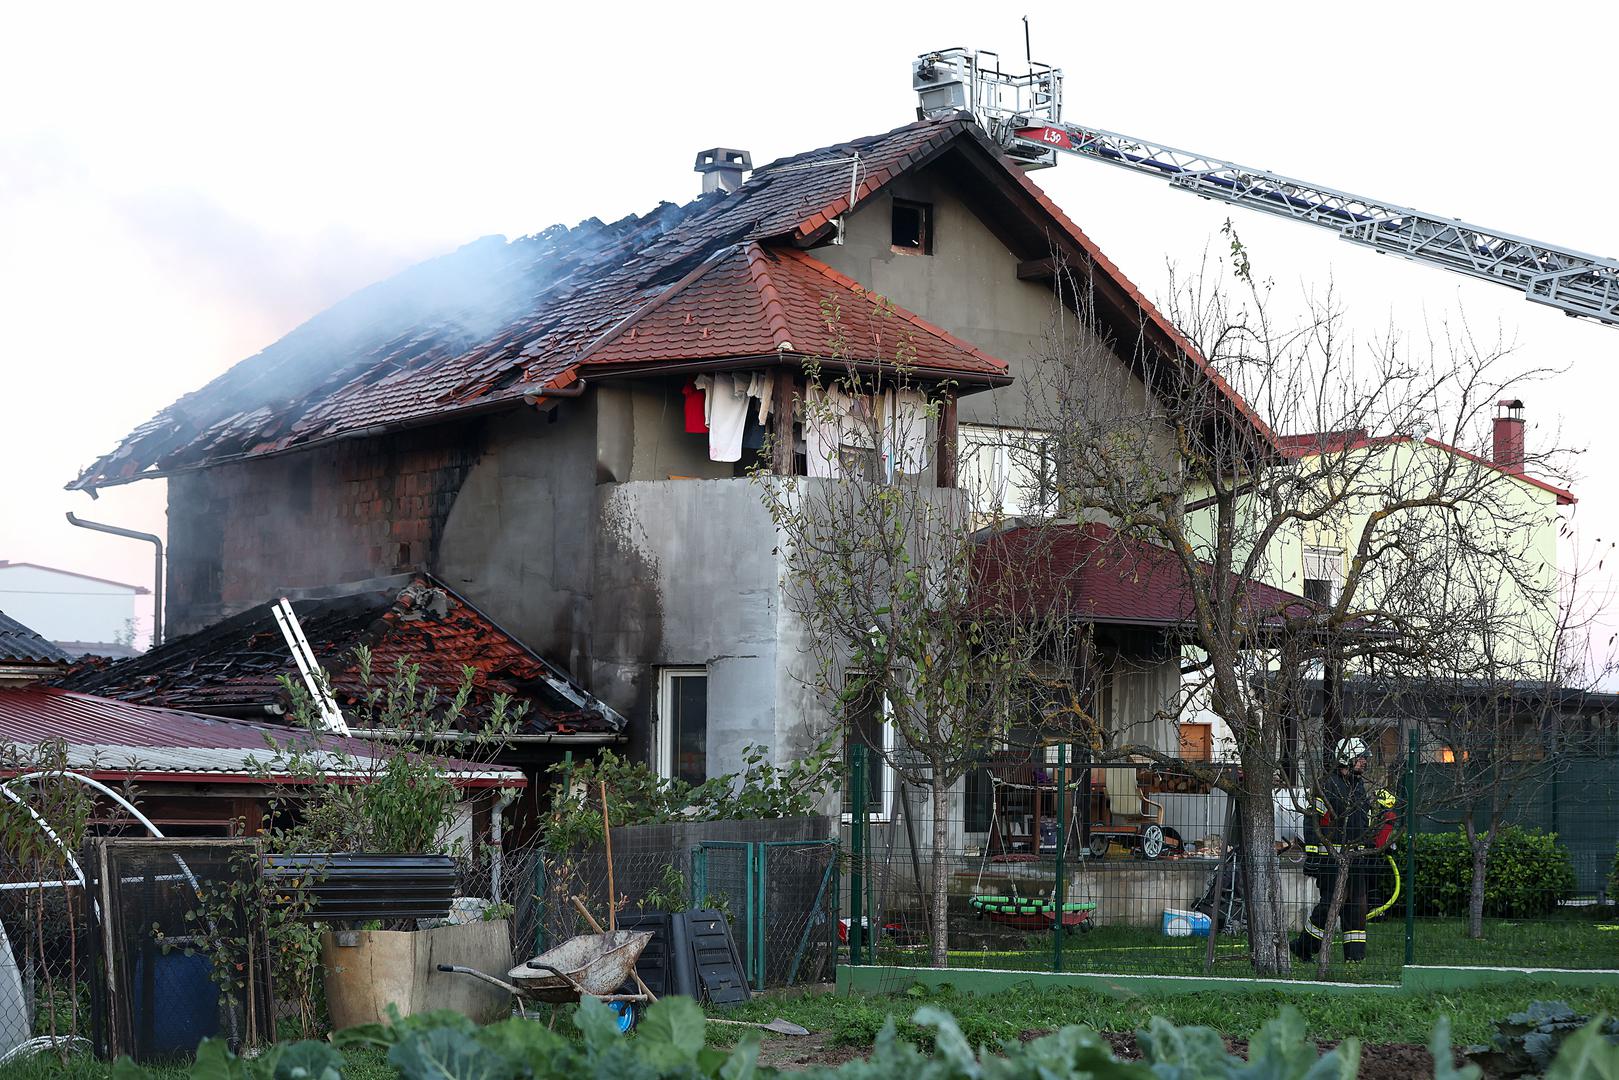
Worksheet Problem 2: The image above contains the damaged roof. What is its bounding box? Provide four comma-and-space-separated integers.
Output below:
0, 686, 522, 786
71, 116, 1261, 491
0, 611, 70, 666
57, 575, 624, 738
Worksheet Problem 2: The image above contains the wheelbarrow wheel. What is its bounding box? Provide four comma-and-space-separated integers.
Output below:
609, 1001, 639, 1033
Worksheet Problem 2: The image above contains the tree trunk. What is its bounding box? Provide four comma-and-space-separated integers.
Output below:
1465, 820, 1492, 940
1314, 855, 1348, 979
929, 780, 951, 967
1235, 771, 1290, 975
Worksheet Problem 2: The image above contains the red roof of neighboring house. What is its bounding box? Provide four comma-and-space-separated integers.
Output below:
70, 116, 1262, 491
975, 522, 1314, 627
584, 244, 1009, 380
1276, 430, 1575, 505
0, 561, 150, 594
0, 685, 522, 787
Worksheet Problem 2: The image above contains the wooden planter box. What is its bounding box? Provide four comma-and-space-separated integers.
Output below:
321, 919, 512, 1028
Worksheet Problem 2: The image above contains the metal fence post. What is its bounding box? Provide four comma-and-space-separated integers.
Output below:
1052, 743, 1067, 972
1405, 726, 1417, 966
850, 744, 866, 965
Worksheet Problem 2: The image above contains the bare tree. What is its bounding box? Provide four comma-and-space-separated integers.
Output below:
1018, 238, 1580, 975
755, 356, 1064, 969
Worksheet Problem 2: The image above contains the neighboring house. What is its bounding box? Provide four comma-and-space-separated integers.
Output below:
0, 685, 522, 836
69, 116, 1261, 789
1184, 399, 1576, 762
0, 610, 70, 686
0, 561, 150, 656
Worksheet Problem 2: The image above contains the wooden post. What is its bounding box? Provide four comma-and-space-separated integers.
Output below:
771, 371, 797, 475
935, 392, 959, 488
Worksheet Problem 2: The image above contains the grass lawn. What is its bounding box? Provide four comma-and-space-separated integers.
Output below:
884, 914, 1617, 985
719, 980, 1619, 1050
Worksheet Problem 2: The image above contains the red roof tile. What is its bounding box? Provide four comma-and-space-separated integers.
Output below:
59, 576, 624, 735
583, 244, 1009, 380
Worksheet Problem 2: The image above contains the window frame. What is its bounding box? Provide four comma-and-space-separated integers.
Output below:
890, 198, 933, 255
657, 666, 709, 784
840, 691, 896, 824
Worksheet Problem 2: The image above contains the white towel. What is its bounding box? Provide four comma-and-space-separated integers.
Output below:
804, 383, 841, 477
707, 373, 749, 462
884, 388, 931, 475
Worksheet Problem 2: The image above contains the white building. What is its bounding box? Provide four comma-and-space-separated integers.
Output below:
0, 561, 150, 656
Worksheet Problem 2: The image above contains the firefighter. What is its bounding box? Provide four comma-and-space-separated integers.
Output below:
1291, 737, 1395, 962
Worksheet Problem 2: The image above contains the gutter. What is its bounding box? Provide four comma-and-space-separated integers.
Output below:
584, 353, 1012, 390
344, 726, 624, 745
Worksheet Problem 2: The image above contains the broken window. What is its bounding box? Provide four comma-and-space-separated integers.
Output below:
658, 667, 708, 785
891, 199, 931, 254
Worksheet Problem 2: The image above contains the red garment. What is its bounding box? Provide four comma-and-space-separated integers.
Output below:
682, 379, 708, 433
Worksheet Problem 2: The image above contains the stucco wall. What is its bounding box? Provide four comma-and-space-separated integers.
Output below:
811, 167, 1130, 431
591, 478, 816, 777
435, 405, 600, 682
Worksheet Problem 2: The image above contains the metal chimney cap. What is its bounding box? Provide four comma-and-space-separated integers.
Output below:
694, 148, 753, 173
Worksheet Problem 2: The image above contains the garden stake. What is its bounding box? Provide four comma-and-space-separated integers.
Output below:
600, 780, 616, 932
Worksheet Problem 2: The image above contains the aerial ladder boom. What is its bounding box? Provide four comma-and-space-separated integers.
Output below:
913, 48, 1619, 328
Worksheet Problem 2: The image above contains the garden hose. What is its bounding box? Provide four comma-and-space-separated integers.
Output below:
1367, 851, 1401, 921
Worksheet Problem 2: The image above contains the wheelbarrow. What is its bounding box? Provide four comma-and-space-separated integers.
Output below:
438, 928, 655, 1032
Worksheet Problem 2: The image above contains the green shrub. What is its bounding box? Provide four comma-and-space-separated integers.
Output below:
1413, 825, 1576, 918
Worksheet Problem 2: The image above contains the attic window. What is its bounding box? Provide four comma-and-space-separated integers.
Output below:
891, 200, 932, 254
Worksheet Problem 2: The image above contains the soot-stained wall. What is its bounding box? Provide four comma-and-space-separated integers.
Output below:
165, 421, 483, 636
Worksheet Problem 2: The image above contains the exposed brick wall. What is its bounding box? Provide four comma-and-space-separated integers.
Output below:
166, 422, 484, 635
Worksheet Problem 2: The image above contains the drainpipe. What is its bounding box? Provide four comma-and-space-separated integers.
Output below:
65, 512, 163, 646
490, 788, 518, 906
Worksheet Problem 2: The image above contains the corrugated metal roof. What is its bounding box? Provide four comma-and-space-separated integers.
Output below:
0, 686, 523, 786
0, 611, 70, 665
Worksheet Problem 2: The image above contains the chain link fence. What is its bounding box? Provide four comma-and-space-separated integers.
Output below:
842, 735, 1619, 987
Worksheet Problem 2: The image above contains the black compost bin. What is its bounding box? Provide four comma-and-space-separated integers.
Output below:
260, 853, 457, 922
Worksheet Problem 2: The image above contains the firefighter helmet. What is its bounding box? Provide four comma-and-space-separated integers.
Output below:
1376, 788, 1397, 809
1334, 737, 1371, 766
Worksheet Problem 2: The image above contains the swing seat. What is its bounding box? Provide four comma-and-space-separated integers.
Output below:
969, 895, 1097, 931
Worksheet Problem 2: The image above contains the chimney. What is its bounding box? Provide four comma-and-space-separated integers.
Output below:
694, 148, 752, 194
1493, 398, 1525, 474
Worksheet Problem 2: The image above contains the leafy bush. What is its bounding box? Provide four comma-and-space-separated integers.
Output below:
1413, 826, 1576, 918
99, 999, 1558, 1080
1465, 1000, 1619, 1076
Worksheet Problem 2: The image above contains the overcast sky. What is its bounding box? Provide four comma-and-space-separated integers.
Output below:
3, 2, 1615, 660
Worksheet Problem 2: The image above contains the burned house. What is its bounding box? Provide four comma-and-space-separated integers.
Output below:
69, 117, 1266, 792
